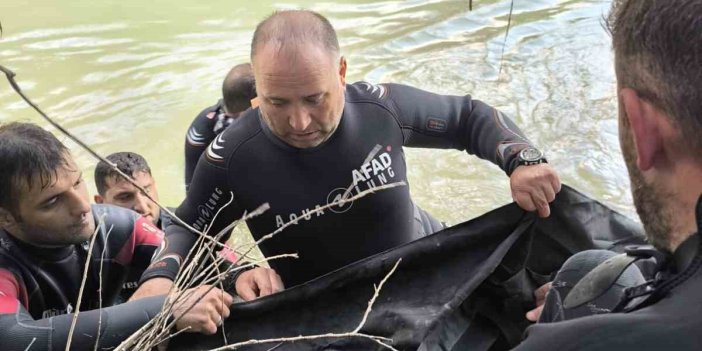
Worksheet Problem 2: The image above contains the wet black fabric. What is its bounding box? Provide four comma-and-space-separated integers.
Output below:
172, 185, 645, 351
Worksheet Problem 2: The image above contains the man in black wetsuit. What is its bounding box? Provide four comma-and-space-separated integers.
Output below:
0, 123, 234, 350
185, 63, 257, 190
515, 0, 702, 349
135, 10, 561, 298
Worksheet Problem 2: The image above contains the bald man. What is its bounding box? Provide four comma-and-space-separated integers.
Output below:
185, 63, 257, 189
135, 10, 561, 300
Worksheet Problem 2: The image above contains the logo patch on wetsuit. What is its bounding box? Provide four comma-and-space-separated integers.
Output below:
427, 117, 448, 132
193, 187, 226, 231
140, 221, 160, 234
359, 82, 387, 99
206, 134, 226, 162
273, 147, 398, 228
187, 127, 207, 146
42, 303, 73, 318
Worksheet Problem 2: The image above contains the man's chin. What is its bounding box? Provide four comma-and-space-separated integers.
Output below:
73, 220, 97, 243
144, 214, 158, 226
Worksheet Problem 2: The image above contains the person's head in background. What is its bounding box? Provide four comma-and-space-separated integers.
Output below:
608, 0, 702, 252
0, 122, 95, 247
222, 63, 257, 117
94, 152, 161, 226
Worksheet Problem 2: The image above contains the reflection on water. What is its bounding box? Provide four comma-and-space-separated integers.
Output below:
0, 0, 634, 238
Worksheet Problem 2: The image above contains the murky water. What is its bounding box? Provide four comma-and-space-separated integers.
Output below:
0, 0, 635, 248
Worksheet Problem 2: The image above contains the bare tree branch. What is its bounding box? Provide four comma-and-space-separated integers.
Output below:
499, 0, 515, 74
65, 216, 110, 351
23, 338, 36, 351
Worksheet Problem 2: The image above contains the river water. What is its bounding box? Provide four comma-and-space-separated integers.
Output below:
0, 0, 635, 247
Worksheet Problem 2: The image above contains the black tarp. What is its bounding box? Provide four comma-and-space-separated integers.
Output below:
172, 185, 645, 351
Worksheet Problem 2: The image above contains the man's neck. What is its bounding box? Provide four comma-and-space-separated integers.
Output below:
664, 162, 702, 252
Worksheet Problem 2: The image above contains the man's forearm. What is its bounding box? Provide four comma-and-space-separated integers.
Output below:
139, 224, 198, 285
0, 295, 166, 351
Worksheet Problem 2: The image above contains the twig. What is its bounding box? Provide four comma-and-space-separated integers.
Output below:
353, 258, 401, 333
209, 332, 396, 351
23, 338, 36, 351
206, 259, 402, 351
498, 0, 515, 74
93, 224, 113, 351
64, 216, 108, 351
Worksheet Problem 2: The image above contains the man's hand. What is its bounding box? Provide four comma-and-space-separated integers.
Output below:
235, 267, 284, 301
128, 277, 174, 301
526, 282, 552, 322
173, 285, 234, 335
510, 164, 561, 218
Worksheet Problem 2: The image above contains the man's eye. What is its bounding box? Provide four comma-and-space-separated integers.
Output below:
44, 197, 59, 208
306, 96, 323, 105
269, 100, 285, 106
116, 195, 133, 202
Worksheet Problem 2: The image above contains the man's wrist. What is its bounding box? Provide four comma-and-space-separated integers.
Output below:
129, 277, 174, 301
224, 263, 256, 293
508, 146, 547, 175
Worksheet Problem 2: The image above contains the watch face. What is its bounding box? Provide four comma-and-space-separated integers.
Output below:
520, 147, 543, 162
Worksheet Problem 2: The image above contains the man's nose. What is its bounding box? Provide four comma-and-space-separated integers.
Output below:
133, 193, 150, 215
288, 105, 312, 132
68, 189, 91, 217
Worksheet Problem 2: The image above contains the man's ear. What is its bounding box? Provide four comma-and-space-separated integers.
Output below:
620, 88, 663, 171
250, 97, 260, 108
0, 207, 17, 228
338, 56, 347, 86
94, 194, 104, 204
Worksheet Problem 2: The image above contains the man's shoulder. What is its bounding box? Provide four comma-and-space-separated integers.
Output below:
202, 109, 264, 166
346, 81, 391, 103
194, 100, 223, 121
518, 309, 699, 351
91, 204, 140, 233
0, 233, 26, 279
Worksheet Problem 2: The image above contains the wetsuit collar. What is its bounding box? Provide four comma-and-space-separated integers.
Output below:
671, 195, 702, 273
0, 229, 75, 261
157, 208, 174, 231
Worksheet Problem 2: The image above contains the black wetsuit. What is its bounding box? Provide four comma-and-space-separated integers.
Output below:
514, 197, 702, 351
185, 100, 237, 189
0, 205, 166, 350
145, 82, 534, 287
157, 207, 176, 231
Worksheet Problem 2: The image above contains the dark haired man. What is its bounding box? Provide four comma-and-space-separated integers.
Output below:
94, 151, 167, 228
135, 10, 561, 299
515, 0, 702, 349
185, 63, 257, 189
0, 122, 233, 350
